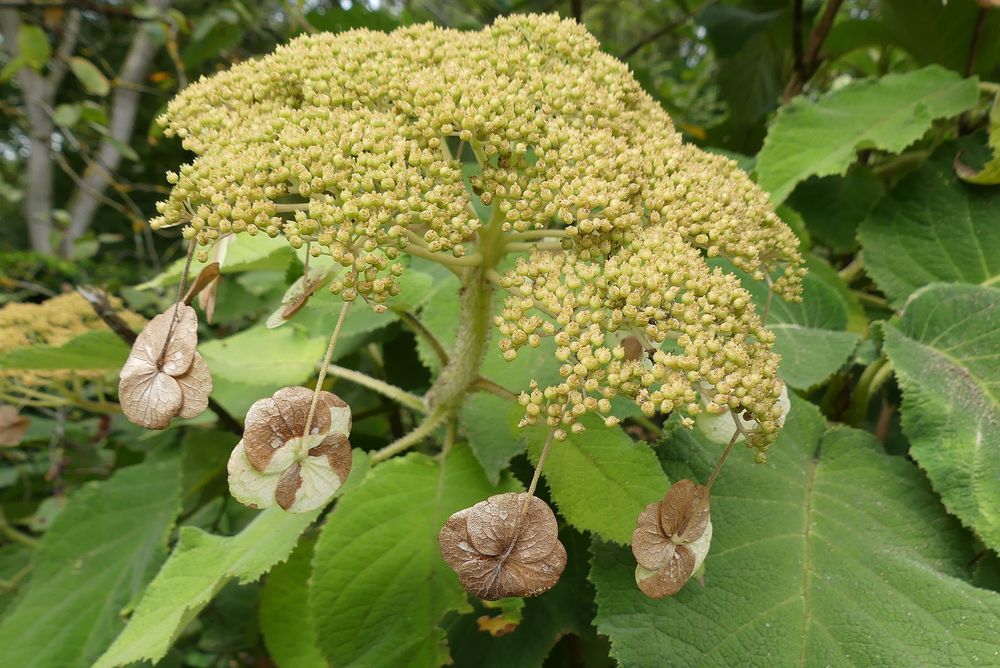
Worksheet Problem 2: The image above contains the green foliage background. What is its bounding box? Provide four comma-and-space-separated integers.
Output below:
2, 1, 1000, 666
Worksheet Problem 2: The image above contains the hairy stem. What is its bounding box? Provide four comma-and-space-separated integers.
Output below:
425, 208, 506, 412
846, 355, 892, 425
303, 300, 352, 437
324, 363, 427, 413
371, 407, 449, 463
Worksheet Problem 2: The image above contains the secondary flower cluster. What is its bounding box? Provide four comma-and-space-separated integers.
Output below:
0, 292, 145, 390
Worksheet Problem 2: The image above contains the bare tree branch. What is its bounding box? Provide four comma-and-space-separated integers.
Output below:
782, 0, 844, 102
62, 0, 171, 256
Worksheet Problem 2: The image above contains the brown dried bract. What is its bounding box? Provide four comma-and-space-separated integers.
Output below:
631, 479, 711, 598
0, 405, 30, 447
439, 492, 567, 601
265, 266, 330, 329
227, 386, 352, 513
118, 304, 212, 429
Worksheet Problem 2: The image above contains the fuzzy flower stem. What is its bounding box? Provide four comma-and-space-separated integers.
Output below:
402, 243, 482, 268
324, 363, 427, 413
302, 299, 351, 438
371, 406, 450, 463
704, 427, 741, 496
156, 240, 196, 366
527, 426, 556, 497
399, 310, 449, 365
426, 207, 505, 412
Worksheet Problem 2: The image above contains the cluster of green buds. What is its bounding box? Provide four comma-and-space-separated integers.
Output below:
135, 13, 806, 602
152, 13, 802, 455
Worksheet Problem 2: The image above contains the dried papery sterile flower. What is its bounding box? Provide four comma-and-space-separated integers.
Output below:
118, 304, 212, 429
439, 492, 567, 600
265, 266, 331, 329
0, 405, 30, 447
228, 386, 352, 513
632, 479, 712, 598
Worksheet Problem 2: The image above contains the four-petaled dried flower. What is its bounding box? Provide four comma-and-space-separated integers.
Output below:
439, 492, 567, 600
228, 386, 352, 513
632, 479, 713, 599
0, 405, 30, 447
119, 304, 212, 429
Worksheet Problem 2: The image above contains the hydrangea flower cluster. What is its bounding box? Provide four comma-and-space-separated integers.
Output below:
152, 14, 801, 454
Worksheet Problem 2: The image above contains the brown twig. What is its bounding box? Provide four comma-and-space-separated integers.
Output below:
791, 0, 806, 80
965, 8, 989, 77
620, 13, 691, 60
782, 0, 845, 102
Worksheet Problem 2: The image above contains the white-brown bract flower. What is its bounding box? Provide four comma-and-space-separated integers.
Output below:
228, 386, 352, 513
118, 304, 212, 429
439, 492, 567, 601
632, 479, 712, 598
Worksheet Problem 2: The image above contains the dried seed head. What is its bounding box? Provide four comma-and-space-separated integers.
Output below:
0, 405, 30, 447
439, 492, 567, 600
632, 479, 713, 598
227, 386, 352, 513
118, 304, 212, 429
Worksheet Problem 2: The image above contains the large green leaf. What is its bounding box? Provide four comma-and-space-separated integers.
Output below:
756, 66, 979, 203
518, 415, 668, 545
881, 0, 1000, 76
0, 456, 182, 668
260, 539, 325, 668
0, 330, 129, 371
859, 153, 1000, 306
199, 324, 328, 414
136, 234, 295, 289
95, 504, 322, 667
309, 443, 517, 668
787, 168, 884, 252
725, 256, 860, 389
884, 283, 1000, 553
590, 396, 1000, 666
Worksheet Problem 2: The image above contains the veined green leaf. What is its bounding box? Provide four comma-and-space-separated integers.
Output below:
0, 456, 182, 668
724, 256, 860, 390
884, 283, 1000, 553
591, 396, 1000, 666
860, 150, 1000, 306
95, 503, 325, 667
518, 414, 668, 545
756, 66, 979, 203
309, 443, 518, 667
260, 539, 325, 668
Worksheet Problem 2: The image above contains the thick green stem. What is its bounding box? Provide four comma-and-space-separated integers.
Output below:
425, 208, 506, 412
